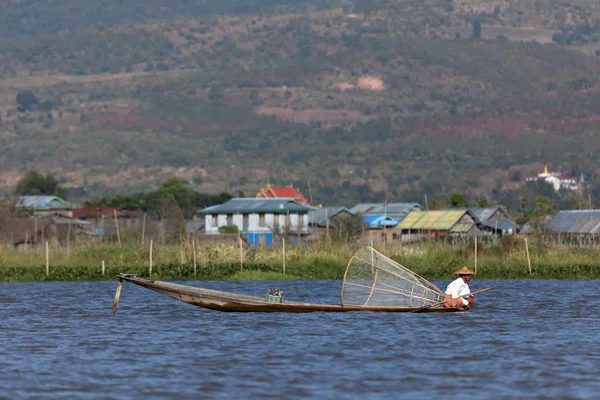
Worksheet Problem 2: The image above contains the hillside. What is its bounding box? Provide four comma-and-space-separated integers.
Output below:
1, 1, 600, 206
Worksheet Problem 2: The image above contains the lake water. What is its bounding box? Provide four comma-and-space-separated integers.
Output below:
1, 279, 599, 399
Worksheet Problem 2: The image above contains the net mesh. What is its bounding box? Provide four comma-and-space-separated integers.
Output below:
341, 246, 444, 308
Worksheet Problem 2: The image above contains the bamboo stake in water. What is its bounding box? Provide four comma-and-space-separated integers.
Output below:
102, 260, 105, 275
114, 210, 121, 247
192, 238, 197, 276
149, 239, 153, 277
525, 237, 532, 275
112, 278, 123, 314
45, 241, 49, 276
282, 236, 286, 275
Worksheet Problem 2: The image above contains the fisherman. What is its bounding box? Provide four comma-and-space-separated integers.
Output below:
443, 266, 476, 309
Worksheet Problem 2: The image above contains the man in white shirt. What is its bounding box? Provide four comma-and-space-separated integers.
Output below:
443, 266, 476, 309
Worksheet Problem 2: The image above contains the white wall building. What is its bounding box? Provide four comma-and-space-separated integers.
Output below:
525, 165, 579, 192
197, 198, 316, 246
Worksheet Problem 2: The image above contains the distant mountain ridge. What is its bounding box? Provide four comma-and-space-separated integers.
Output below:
0, 1, 600, 207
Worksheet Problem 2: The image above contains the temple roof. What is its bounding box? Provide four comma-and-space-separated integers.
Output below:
256, 184, 309, 204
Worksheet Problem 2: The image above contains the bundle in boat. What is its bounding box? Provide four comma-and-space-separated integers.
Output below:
341, 246, 443, 308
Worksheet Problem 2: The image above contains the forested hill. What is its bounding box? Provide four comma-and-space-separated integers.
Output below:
1, 0, 600, 209
0, 0, 340, 43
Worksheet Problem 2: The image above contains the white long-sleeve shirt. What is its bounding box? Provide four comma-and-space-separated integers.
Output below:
445, 277, 470, 305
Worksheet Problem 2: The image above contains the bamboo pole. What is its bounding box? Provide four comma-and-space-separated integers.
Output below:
282, 237, 286, 275
525, 237, 532, 275
112, 278, 123, 314
192, 238, 197, 276
239, 235, 244, 271
34, 218, 38, 245
102, 260, 105, 275
45, 241, 49, 276
411, 286, 495, 313
383, 199, 387, 245
474, 236, 478, 273
67, 220, 72, 255
149, 239, 153, 277
141, 213, 147, 245
114, 210, 121, 247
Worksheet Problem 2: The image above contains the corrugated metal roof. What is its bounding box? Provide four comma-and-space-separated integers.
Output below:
362, 203, 422, 222
398, 210, 469, 230
468, 207, 499, 221
17, 195, 76, 209
363, 215, 399, 229
451, 223, 473, 233
308, 207, 354, 226
197, 198, 316, 214
350, 203, 381, 214
451, 207, 505, 221
451, 207, 518, 231
365, 203, 422, 214
547, 210, 600, 233
351, 202, 422, 214
482, 219, 518, 231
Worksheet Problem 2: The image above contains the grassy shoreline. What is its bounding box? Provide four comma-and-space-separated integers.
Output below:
1, 238, 599, 282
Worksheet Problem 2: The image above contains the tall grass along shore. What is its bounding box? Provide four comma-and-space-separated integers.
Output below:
1, 235, 598, 282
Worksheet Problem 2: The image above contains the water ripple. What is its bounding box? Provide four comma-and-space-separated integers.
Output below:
1, 279, 600, 399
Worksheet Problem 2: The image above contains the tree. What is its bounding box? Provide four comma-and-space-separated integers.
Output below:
448, 193, 469, 207
150, 177, 195, 217
16, 90, 39, 112
219, 225, 239, 233
476, 198, 490, 207
14, 170, 65, 198
331, 213, 366, 242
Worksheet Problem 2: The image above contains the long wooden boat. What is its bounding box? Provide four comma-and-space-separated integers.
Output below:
112, 273, 466, 313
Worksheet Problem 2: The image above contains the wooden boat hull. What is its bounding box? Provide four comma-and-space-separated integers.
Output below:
116, 274, 465, 313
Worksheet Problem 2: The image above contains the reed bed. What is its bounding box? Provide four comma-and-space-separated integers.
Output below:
0, 236, 599, 282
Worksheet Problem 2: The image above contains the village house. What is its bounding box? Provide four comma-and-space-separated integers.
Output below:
361, 214, 400, 243
351, 202, 422, 221
15, 195, 78, 217
71, 206, 144, 237
546, 209, 600, 241
457, 206, 519, 235
256, 183, 310, 204
0, 215, 91, 247
307, 206, 355, 236
397, 210, 482, 241
197, 198, 316, 246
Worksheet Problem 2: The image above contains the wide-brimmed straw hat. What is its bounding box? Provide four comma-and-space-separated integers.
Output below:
454, 266, 476, 275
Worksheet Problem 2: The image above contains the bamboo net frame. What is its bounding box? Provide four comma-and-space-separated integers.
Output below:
341, 246, 444, 308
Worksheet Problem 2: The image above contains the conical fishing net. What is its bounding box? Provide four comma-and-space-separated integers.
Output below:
341, 246, 443, 308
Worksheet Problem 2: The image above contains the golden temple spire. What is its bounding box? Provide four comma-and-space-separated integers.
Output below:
543, 165, 549, 175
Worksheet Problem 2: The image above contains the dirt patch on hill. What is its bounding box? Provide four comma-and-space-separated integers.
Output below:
333, 75, 385, 91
